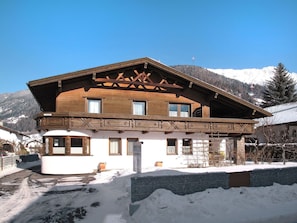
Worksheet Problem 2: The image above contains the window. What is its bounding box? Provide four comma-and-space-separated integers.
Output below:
169, 103, 190, 117
71, 138, 83, 147
133, 101, 146, 115
88, 99, 101, 113
182, 138, 192, 155
180, 104, 190, 117
71, 137, 83, 154
169, 104, 178, 117
167, 138, 177, 155
193, 107, 202, 117
53, 137, 65, 147
127, 138, 138, 155
53, 137, 65, 154
109, 138, 122, 155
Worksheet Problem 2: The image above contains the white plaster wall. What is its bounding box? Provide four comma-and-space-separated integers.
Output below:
88, 130, 210, 170
40, 129, 214, 173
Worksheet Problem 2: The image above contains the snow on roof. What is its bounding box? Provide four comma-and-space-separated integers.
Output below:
256, 102, 297, 126
43, 130, 89, 137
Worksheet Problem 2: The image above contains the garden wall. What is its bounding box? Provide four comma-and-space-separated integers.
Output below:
131, 166, 297, 203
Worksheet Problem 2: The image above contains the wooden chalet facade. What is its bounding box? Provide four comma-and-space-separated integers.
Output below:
27, 57, 271, 174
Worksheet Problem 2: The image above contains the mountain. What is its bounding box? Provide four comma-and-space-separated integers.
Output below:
207, 66, 297, 86
0, 90, 40, 133
173, 65, 263, 103
0, 65, 274, 133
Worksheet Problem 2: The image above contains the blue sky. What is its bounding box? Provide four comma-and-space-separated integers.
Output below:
0, 0, 296, 93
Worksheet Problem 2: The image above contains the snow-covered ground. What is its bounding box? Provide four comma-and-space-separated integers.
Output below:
1, 162, 297, 223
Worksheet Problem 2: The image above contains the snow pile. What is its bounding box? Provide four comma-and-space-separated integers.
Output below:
131, 185, 297, 223
1, 163, 297, 223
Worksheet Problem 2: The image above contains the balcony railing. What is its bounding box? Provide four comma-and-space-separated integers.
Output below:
35, 112, 256, 135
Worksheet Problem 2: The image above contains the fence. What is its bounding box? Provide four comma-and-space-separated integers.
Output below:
0, 155, 19, 171
1, 154, 40, 172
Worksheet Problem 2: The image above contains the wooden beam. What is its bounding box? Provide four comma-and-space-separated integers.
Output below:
95, 78, 183, 89
188, 81, 193, 88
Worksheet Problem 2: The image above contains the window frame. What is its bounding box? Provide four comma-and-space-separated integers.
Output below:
169, 103, 191, 117
87, 98, 102, 114
109, 138, 122, 155
166, 138, 178, 155
49, 136, 90, 156
182, 138, 193, 155
133, 101, 146, 115
127, 138, 139, 155
53, 137, 65, 147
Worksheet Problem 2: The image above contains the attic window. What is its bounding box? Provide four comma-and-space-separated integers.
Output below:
133, 101, 146, 115
169, 103, 190, 117
88, 99, 101, 113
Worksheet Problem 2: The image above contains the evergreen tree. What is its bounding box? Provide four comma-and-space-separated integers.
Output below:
262, 63, 297, 107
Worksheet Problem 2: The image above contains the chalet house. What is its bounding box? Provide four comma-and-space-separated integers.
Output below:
0, 122, 29, 155
255, 102, 297, 145
27, 57, 271, 174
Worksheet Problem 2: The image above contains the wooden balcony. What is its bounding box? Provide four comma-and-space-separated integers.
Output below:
35, 112, 256, 136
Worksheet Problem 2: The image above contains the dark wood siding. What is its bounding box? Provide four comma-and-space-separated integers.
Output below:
55, 88, 204, 117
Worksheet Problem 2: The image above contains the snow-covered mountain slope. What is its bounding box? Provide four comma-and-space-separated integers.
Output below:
208, 67, 297, 86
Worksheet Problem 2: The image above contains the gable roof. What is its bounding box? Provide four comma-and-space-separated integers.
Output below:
27, 57, 271, 119
0, 124, 29, 138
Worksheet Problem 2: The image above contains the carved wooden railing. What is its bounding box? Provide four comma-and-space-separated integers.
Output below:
35, 112, 256, 135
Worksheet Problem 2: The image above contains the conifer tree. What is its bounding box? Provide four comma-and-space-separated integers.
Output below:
262, 63, 297, 107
